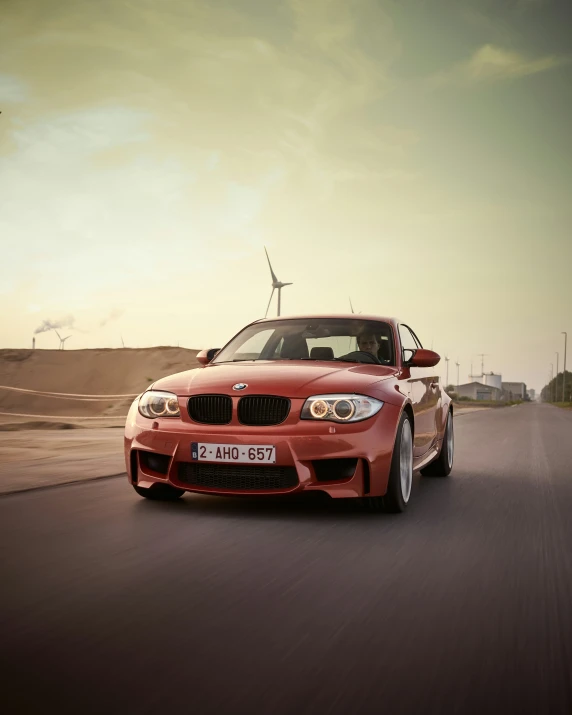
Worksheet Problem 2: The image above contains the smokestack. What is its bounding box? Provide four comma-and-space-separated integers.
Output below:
32, 336, 36, 349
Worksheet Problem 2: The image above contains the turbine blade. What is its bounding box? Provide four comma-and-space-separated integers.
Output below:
264, 246, 278, 284
55, 329, 62, 340
265, 287, 275, 318
349, 297, 354, 314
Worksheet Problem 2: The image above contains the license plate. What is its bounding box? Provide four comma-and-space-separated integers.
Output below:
191, 442, 276, 464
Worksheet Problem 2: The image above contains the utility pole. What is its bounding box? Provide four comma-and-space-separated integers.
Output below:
563, 332, 568, 403
556, 352, 559, 402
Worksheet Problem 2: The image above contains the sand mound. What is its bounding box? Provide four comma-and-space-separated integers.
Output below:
0, 347, 200, 419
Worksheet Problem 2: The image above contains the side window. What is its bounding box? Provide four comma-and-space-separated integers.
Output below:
398, 325, 418, 363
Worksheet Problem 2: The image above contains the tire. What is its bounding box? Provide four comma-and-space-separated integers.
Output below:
133, 483, 185, 501
420, 410, 453, 477
363, 412, 413, 513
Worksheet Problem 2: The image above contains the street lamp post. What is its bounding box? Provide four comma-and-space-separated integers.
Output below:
550, 364, 554, 402
563, 332, 568, 403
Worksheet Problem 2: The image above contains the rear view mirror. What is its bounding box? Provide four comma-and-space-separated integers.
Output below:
409, 349, 441, 368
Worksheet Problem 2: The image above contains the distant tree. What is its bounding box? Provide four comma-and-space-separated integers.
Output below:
541, 370, 572, 403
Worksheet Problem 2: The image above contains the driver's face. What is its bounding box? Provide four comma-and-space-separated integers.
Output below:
357, 335, 379, 357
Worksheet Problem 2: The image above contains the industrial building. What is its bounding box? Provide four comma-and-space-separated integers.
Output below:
455, 382, 504, 401
455, 371, 529, 402
502, 382, 528, 400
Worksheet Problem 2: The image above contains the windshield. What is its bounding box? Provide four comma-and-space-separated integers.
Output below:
212, 318, 396, 365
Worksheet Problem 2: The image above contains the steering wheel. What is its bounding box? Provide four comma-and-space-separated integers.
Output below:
337, 350, 382, 365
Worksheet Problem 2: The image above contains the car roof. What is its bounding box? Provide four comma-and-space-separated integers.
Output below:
253, 314, 399, 326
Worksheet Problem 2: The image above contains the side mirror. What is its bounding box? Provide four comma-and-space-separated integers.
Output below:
409, 349, 441, 368
197, 348, 220, 366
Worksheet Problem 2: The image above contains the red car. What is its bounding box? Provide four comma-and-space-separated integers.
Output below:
124, 315, 453, 513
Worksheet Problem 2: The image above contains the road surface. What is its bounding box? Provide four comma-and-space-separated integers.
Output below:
1, 403, 571, 714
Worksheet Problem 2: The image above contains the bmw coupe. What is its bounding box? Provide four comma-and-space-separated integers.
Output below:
124, 315, 453, 513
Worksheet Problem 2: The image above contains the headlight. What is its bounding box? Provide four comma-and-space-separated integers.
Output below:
301, 394, 383, 423
138, 391, 181, 419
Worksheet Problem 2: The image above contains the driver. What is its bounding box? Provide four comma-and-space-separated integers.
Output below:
356, 331, 380, 359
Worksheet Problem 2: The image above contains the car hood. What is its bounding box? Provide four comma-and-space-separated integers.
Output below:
151, 361, 397, 399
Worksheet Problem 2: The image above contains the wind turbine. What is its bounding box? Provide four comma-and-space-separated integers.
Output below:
54, 330, 71, 349
347, 298, 355, 350
455, 359, 460, 388
264, 247, 292, 317
348, 297, 362, 314
444, 355, 450, 387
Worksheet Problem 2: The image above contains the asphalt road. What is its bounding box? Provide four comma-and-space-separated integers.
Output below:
1, 403, 572, 715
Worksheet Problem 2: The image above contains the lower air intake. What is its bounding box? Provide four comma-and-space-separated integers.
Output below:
139, 451, 170, 475
178, 462, 298, 491
312, 458, 358, 482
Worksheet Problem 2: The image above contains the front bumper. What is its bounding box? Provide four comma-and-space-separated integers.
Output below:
124, 399, 401, 499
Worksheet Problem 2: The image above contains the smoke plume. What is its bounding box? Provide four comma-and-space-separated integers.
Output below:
34, 315, 76, 335
99, 308, 124, 328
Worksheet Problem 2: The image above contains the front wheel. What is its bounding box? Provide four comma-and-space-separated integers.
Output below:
133, 483, 185, 501
363, 412, 413, 513
421, 410, 453, 477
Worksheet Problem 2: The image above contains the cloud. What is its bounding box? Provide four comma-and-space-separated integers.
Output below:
0, 0, 416, 302
514, 0, 547, 8
0, 74, 28, 102
428, 44, 566, 88
468, 45, 563, 80
0, 0, 406, 195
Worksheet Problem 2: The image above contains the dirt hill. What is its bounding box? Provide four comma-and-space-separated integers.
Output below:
0, 347, 200, 419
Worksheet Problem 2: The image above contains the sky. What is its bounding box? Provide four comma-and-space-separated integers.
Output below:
1, 0, 571, 392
